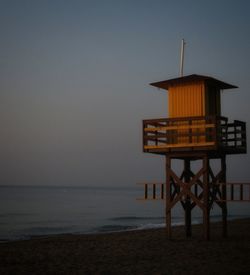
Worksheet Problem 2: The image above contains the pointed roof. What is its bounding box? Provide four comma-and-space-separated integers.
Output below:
150, 74, 238, 90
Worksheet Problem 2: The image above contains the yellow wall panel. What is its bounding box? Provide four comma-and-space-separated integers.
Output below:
168, 82, 205, 143
168, 82, 205, 118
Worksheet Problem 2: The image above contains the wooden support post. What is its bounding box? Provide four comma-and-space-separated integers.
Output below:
231, 184, 234, 201
166, 155, 171, 239
161, 184, 164, 199
153, 184, 156, 199
145, 184, 148, 200
203, 156, 210, 240
249, 184, 250, 201
221, 155, 228, 238
184, 159, 192, 237
240, 184, 243, 201
195, 182, 198, 197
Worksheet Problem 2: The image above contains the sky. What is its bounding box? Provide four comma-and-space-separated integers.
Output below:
1, 0, 250, 187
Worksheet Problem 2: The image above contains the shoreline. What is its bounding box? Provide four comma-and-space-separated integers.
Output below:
1, 218, 250, 274
1, 215, 249, 244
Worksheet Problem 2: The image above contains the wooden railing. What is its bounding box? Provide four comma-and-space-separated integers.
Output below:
137, 183, 165, 200
137, 182, 250, 202
219, 119, 247, 149
143, 116, 246, 153
216, 183, 250, 202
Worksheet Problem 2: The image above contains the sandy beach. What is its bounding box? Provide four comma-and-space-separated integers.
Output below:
1, 218, 250, 275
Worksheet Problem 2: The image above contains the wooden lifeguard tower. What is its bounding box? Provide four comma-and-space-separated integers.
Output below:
140, 73, 248, 240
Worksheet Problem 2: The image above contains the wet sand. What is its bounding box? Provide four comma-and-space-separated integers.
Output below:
1, 218, 250, 274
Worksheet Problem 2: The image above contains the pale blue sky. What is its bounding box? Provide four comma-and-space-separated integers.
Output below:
1, 0, 250, 186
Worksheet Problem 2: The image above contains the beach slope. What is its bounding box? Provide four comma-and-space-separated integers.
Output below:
1, 219, 250, 274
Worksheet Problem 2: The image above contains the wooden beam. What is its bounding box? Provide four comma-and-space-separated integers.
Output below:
184, 159, 192, 237
144, 142, 215, 150
203, 156, 210, 241
144, 123, 215, 132
166, 156, 172, 239
221, 155, 228, 238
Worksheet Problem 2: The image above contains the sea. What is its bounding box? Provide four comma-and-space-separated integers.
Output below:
0, 185, 249, 242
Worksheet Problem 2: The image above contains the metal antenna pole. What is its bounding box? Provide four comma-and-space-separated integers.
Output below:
180, 39, 185, 77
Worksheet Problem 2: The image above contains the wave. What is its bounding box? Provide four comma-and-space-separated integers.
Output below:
93, 224, 138, 233
93, 221, 187, 234
92, 218, 188, 235
110, 216, 164, 222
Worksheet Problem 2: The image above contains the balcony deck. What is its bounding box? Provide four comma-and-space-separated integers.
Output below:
143, 116, 246, 157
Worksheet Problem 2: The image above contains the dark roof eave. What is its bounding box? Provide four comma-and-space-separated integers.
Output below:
150, 74, 238, 91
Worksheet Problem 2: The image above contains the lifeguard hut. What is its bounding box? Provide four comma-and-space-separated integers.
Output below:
140, 71, 248, 240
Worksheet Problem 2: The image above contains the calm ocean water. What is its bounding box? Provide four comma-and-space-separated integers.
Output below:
0, 185, 249, 241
